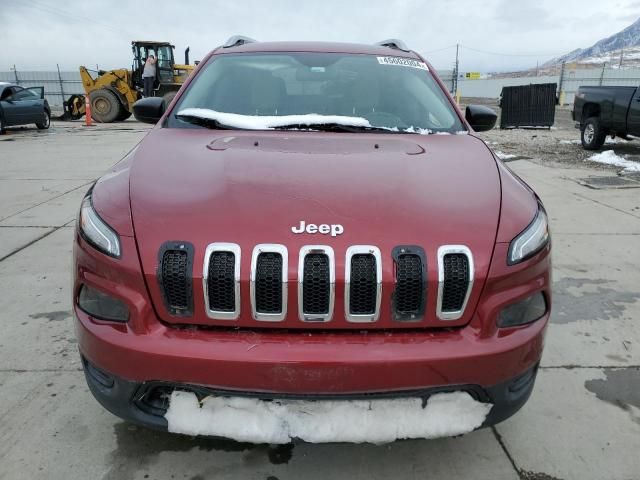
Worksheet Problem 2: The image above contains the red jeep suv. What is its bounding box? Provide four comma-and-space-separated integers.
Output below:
73, 37, 551, 443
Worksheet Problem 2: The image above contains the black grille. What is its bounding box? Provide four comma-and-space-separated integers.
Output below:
441, 254, 469, 312
159, 243, 193, 316
207, 251, 236, 312
393, 250, 425, 320
349, 254, 377, 315
302, 253, 330, 315
255, 252, 283, 314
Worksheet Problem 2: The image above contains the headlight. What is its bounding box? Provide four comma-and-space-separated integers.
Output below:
79, 194, 121, 257
508, 204, 549, 265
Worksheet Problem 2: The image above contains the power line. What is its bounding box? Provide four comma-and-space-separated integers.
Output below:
422, 44, 458, 54
18, 0, 133, 36
461, 45, 562, 58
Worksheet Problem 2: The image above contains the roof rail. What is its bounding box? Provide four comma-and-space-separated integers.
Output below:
223, 35, 257, 48
375, 39, 410, 52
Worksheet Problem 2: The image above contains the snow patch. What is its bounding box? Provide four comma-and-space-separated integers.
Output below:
495, 151, 517, 160
587, 150, 640, 172
404, 126, 433, 135
605, 137, 628, 144
177, 108, 372, 130
177, 108, 456, 135
165, 391, 492, 444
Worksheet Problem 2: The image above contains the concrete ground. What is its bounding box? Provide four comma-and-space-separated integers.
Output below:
0, 116, 639, 480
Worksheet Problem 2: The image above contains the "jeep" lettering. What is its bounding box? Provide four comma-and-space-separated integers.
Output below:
291, 221, 344, 237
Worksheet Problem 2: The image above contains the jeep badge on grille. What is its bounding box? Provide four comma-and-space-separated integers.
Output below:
291, 221, 344, 237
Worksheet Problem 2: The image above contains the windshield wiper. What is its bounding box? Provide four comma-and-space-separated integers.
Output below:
273, 123, 399, 134
176, 113, 238, 130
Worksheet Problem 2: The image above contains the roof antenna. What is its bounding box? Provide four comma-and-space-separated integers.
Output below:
223, 36, 257, 48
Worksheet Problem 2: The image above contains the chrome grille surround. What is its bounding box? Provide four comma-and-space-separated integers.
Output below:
202, 242, 241, 320
297, 245, 335, 322
436, 245, 474, 321
344, 245, 382, 323
250, 244, 288, 322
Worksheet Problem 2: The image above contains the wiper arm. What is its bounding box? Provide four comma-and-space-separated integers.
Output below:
176, 113, 237, 130
274, 123, 397, 133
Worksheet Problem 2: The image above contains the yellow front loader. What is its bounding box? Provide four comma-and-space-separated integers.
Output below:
61, 41, 194, 123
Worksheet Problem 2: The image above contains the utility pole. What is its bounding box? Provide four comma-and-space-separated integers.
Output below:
12, 64, 19, 85
558, 61, 566, 101
452, 43, 460, 97
600, 62, 606, 86
619, 48, 624, 68
535, 61, 539, 77
56, 64, 65, 104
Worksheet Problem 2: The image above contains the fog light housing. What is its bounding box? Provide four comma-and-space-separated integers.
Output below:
78, 284, 129, 322
498, 292, 546, 328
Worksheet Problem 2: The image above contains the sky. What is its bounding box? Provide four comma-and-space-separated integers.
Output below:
1, 0, 639, 73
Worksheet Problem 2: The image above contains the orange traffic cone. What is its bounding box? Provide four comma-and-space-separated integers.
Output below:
84, 96, 93, 127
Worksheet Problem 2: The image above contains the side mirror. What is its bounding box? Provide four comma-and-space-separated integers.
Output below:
133, 97, 165, 124
465, 105, 497, 132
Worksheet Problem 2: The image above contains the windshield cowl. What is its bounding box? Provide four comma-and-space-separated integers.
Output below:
177, 109, 457, 135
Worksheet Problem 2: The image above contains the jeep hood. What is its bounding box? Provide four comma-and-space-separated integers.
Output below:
129, 128, 501, 327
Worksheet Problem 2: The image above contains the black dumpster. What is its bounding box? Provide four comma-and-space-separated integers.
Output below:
499, 83, 557, 129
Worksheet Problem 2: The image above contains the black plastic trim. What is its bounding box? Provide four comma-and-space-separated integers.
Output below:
81, 356, 539, 432
156, 241, 195, 317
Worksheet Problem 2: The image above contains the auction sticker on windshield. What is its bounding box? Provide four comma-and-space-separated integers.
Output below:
377, 56, 429, 70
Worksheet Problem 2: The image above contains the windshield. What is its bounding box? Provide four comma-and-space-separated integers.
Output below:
169, 52, 465, 133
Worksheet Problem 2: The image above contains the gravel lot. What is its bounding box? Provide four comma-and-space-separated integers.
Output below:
0, 113, 639, 480
467, 99, 640, 174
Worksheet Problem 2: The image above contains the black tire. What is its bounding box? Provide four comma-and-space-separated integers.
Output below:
89, 89, 122, 123
36, 110, 51, 130
581, 116, 607, 150
116, 108, 132, 121
0, 114, 5, 134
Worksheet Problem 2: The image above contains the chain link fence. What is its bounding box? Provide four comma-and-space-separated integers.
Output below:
455, 67, 640, 105
2, 65, 639, 108
0, 67, 84, 107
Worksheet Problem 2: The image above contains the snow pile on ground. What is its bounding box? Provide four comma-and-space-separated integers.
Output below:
165, 391, 492, 444
178, 108, 372, 130
560, 138, 627, 145
495, 151, 517, 160
605, 137, 628, 144
586, 150, 640, 172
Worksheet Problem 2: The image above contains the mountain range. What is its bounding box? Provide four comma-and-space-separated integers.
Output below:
543, 17, 640, 67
